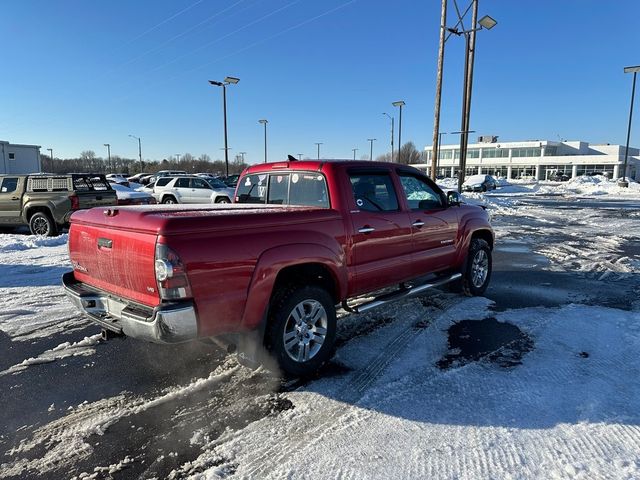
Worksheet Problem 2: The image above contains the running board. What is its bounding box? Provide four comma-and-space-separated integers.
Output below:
341, 273, 462, 314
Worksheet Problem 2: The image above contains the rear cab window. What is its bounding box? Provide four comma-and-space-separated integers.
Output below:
349, 172, 399, 212
1, 177, 19, 193
72, 175, 111, 192
237, 171, 329, 207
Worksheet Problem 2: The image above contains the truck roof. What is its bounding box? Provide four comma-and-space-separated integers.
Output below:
242, 159, 415, 175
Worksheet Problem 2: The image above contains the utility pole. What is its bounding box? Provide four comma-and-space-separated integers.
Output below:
259, 119, 268, 163
431, 0, 448, 180
103, 143, 111, 172
367, 138, 376, 161
457, 0, 479, 194
383, 113, 394, 161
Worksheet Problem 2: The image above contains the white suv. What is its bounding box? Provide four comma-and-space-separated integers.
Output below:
155, 176, 234, 204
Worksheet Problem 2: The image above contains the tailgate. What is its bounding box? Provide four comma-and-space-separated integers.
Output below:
72, 174, 117, 209
68, 222, 160, 307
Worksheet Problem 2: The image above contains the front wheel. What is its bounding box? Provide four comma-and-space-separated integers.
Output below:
29, 212, 57, 236
462, 238, 492, 296
162, 196, 177, 204
215, 196, 231, 204
266, 285, 336, 377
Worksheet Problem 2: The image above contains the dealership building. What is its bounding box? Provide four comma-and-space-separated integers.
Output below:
420, 138, 640, 181
0, 141, 42, 174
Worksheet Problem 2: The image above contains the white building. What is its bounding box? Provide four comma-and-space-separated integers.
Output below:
420, 138, 640, 181
0, 141, 42, 174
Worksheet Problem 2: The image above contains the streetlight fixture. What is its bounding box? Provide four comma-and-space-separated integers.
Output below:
382, 113, 394, 161
367, 138, 376, 161
392, 101, 405, 163
352, 148, 358, 160
258, 119, 268, 163
620, 65, 640, 187
297, 153, 303, 160
128, 134, 142, 172
209, 76, 240, 176
315, 142, 323, 160
103, 143, 111, 172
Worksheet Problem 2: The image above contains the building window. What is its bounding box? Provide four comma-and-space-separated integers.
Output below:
481, 148, 509, 158
467, 148, 480, 159
544, 146, 557, 156
511, 165, 536, 179
438, 150, 453, 160
8, 153, 15, 160
511, 148, 541, 158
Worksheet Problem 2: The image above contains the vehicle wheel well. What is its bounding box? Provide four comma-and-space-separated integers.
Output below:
272, 263, 338, 305
471, 229, 493, 250
162, 195, 177, 202
26, 206, 53, 221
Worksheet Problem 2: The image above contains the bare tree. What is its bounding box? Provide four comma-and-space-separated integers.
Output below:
398, 142, 421, 165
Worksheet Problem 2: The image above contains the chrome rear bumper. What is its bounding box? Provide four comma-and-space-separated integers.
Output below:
62, 271, 198, 344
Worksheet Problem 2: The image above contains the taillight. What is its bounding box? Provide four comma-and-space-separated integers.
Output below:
70, 194, 80, 210
155, 243, 192, 300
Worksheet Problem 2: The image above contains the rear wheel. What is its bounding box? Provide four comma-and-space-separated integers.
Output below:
266, 285, 336, 377
215, 196, 231, 204
29, 212, 57, 237
162, 196, 177, 204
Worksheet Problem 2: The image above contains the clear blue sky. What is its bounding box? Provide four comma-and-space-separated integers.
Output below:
2, 0, 639, 164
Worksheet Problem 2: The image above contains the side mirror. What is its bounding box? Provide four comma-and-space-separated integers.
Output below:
447, 191, 461, 206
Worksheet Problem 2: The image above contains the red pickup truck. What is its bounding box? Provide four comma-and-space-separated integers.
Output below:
63, 160, 493, 376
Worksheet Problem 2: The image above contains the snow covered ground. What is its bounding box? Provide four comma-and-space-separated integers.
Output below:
0, 182, 639, 479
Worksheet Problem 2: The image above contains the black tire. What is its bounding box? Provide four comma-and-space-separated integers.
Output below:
162, 196, 177, 204
482, 184, 487, 192
266, 285, 337, 377
215, 196, 231, 204
29, 212, 58, 237
458, 238, 491, 296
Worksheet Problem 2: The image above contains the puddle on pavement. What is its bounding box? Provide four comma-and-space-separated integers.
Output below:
438, 318, 534, 369
495, 241, 531, 254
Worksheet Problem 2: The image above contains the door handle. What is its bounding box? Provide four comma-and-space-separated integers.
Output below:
358, 226, 375, 234
11, 196, 19, 201
412, 220, 425, 228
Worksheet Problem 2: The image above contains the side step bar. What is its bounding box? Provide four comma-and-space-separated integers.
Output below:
341, 273, 462, 314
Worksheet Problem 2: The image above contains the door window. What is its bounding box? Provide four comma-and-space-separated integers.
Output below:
1, 178, 18, 193
175, 177, 190, 188
398, 174, 444, 210
349, 173, 399, 212
289, 173, 329, 207
191, 178, 211, 189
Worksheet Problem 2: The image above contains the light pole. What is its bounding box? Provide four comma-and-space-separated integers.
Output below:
103, 143, 111, 172
352, 148, 358, 160
239, 151, 246, 163
47, 148, 53, 164
209, 76, 240, 177
392, 101, 405, 163
297, 153, 303, 160
258, 119, 268, 163
367, 138, 376, 161
620, 65, 640, 187
382, 113, 394, 161
445, 5, 497, 192
451, 129, 475, 182
128, 134, 142, 172
315, 142, 323, 160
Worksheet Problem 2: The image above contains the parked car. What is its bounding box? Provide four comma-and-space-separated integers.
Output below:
155, 175, 234, 204
126, 173, 151, 183
105, 174, 129, 187
462, 174, 498, 192
221, 174, 240, 188
0, 173, 116, 236
63, 160, 493, 376
109, 183, 157, 205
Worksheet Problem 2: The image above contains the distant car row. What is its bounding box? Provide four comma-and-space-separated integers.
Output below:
106, 171, 240, 188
